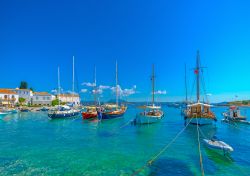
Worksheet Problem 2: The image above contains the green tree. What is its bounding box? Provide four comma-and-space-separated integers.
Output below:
30, 87, 34, 92
19, 97, 26, 105
20, 81, 28, 89
242, 101, 249, 105
52, 99, 59, 106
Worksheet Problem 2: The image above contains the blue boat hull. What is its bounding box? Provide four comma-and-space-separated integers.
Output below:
185, 117, 216, 126
48, 112, 80, 119
97, 111, 125, 120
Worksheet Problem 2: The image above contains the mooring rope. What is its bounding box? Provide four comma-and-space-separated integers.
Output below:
102, 119, 134, 136
131, 117, 193, 176
196, 118, 205, 176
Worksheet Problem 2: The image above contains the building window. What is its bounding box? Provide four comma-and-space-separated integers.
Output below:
43, 97, 45, 100
36, 97, 39, 100
4, 95, 7, 99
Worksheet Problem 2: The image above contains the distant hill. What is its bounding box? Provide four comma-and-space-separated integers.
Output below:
212, 102, 229, 106
228, 100, 250, 106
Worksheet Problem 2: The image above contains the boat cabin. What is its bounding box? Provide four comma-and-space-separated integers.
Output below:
226, 106, 246, 120
186, 103, 215, 119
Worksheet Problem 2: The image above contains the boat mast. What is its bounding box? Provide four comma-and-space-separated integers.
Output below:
58, 66, 61, 109
116, 61, 118, 110
152, 64, 155, 106
72, 56, 75, 94
94, 65, 97, 105
196, 50, 200, 103
185, 63, 188, 104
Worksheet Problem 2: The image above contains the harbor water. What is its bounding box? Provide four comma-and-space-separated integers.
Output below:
1, 105, 250, 175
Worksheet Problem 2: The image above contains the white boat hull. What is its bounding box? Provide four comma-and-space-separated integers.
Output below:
0, 112, 8, 115
203, 139, 233, 154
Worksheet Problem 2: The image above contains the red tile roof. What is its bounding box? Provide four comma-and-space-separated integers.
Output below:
0, 89, 17, 95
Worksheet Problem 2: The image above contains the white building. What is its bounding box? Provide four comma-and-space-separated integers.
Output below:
0, 89, 19, 107
12, 88, 33, 105
32, 92, 53, 106
58, 94, 80, 105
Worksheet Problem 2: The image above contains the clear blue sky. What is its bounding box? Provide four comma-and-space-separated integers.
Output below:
1, 0, 250, 102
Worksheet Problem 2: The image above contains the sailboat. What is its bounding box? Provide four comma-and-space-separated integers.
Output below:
48, 57, 81, 119
134, 64, 164, 124
97, 61, 127, 120
82, 66, 98, 119
184, 51, 216, 125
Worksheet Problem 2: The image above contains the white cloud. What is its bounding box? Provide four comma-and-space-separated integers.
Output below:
81, 89, 88, 93
51, 89, 57, 94
99, 85, 110, 90
82, 82, 96, 87
51, 88, 64, 94
111, 85, 137, 97
154, 90, 167, 95
92, 88, 103, 94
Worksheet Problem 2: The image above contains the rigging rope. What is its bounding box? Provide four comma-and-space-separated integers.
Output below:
196, 118, 205, 176
131, 117, 193, 176
189, 77, 196, 102
201, 69, 208, 102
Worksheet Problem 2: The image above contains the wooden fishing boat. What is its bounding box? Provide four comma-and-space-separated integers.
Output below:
134, 65, 164, 124
82, 67, 98, 120
184, 51, 216, 125
97, 62, 127, 120
82, 106, 97, 119
222, 106, 247, 121
98, 104, 127, 120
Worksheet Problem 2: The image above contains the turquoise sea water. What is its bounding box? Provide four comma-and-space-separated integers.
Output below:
1, 105, 250, 176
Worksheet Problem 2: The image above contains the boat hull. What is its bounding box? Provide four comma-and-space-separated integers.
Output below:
185, 117, 216, 126
134, 114, 164, 125
0, 112, 8, 116
203, 139, 233, 154
97, 111, 125, 120
82, 112, 97, 119
3, 109, 18, 114
48, 111, 80, 119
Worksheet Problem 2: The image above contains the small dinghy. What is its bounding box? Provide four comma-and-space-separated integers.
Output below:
203, 139, 234, 155
0, 112, 8, 115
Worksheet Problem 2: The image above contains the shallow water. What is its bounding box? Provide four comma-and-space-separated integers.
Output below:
0, 106, 250, 175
